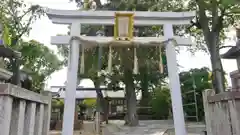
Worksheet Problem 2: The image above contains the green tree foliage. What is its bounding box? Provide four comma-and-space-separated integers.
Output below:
52, 99, 64, 109
0, 0, 62, 92
82, 98, 97, 107
104, 0, 240, 94
3, 24, 11, 45
52, 99, 64, 117
66, 0, 170, 126
0, 0, 44, 46
151, 67, 213, 120
180, 67, 212, 121
150, 86, 171, 119
18, 40, 62, 92
65, 0, 240, 125
187, 0, 240, 93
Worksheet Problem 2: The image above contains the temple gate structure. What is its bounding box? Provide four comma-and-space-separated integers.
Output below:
46, 8, 195, 135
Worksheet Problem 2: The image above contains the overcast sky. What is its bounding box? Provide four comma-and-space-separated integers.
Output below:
24, 0, 237, 89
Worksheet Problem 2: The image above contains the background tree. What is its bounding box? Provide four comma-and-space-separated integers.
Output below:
64, 0, 240, 126
18, 40, 62, 92
104, 0, 240, 94
150, 67, 213, 121
102, 0, 168, 126
0, 0, 44, 46
52, 99, 65, 118
150, 86, 171, 119
180, 67, 212, 121
0, 0, 62, 91
82, 98, 97, 108
187, 0, 240, 93
66, 0, 170, 126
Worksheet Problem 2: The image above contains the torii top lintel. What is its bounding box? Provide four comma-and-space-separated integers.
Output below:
46, 8, 195, 25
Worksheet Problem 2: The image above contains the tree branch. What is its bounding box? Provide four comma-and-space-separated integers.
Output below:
18, 8, 33, 21
12, 16, 33, 45
196, 0, 211, 44
211, 0, 219, 32
188, 16, 202, 30
212, 6, 225, 32
225, 10, 240, 16
94, 0, 102, 7
13, 5, 43, 45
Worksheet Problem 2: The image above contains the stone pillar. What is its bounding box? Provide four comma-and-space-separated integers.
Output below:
23, 102, 36, 135
41, 91, 52, 135
230, 70, 240, 91
236, 28, 240, 70
0, 96, 13, 135
10, 100, 26, 135
236, 57, 240, 70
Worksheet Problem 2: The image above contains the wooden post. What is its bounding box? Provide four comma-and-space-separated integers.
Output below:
203, 89, 240, 135
228, 100, 240, 135
202, 89, 215, 135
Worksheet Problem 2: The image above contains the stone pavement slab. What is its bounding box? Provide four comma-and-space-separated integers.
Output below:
106, 120, 206, 135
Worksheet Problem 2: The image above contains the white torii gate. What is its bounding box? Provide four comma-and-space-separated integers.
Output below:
46, 8, 195, 135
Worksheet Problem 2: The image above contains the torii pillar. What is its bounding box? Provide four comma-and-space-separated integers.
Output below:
62, 23, 81, 135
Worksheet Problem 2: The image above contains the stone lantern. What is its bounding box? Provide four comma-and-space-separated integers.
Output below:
221, 27, 240, 91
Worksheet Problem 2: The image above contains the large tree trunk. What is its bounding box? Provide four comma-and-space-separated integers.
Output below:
197, 0, 225, 93
94, 80, 106, 116
207, 33, 225, 93
122, 48, 139, 126
94, 0, 102, 8
103, 98, 109, 124
139, 67, 150, 114
209, 46, 225, 93
124, 69, 139, 126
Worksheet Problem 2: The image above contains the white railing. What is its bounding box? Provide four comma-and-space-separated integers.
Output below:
0, 83, 52, 135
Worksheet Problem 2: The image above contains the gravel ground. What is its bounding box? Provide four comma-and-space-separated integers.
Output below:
49, 121, 113, 135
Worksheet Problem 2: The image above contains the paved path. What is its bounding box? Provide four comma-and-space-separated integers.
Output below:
106, 120, 206, 135
50, 121, 96, 135
50, 120, 206, 135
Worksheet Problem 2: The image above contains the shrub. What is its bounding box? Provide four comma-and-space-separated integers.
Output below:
150, 87, 171, 119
